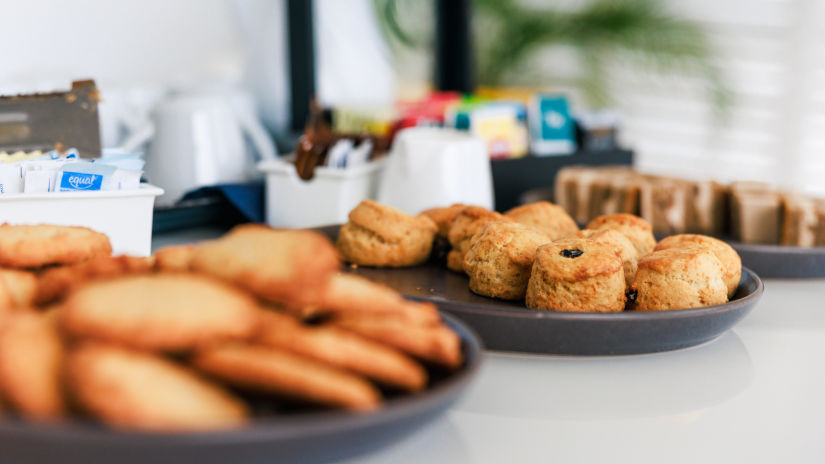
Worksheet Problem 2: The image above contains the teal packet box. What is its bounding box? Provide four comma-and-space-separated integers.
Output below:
529, 94, 576, 156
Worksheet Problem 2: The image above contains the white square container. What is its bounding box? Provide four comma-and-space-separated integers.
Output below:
0, 184, 164, 256
259, 158, 384, 228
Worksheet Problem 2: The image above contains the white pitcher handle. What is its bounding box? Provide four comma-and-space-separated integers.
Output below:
235, 108, 278, 161
119, 122, 155, 154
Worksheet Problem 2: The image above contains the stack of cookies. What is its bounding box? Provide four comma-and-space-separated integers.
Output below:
0, 223, 463, 432
555, 165, 825, 246
338, 201, 742, 314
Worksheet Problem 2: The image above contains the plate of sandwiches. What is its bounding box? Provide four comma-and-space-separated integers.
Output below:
320, 198, 764, 355
0, 224, 482, 464
549, 165, 825, 278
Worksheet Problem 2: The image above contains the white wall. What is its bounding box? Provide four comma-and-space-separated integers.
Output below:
0, 0, 244, 90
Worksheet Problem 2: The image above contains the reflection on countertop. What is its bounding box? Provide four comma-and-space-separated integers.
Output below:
452, 331, 753, 420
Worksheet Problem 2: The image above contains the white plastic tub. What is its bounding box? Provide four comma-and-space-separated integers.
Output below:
259, 158, 384, 228
0, 184, 164, 256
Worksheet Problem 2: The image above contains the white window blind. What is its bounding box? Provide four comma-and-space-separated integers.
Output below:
613, 0, 825, 196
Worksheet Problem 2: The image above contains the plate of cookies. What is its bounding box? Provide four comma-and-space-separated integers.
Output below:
0, 223, 481, 464
323, 200, 764, 355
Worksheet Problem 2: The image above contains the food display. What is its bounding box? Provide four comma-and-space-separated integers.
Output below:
0, 223, 465, 432
336, 200, 438, 268
555, 165, 825, 246
337, 200, 743, 313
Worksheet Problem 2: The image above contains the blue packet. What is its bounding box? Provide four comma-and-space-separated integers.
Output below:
56, 162, 116, 192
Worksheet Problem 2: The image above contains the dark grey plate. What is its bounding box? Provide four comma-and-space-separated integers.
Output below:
728, 241, 825, 279
0, 314, 482, 464
318, 226, 764, 356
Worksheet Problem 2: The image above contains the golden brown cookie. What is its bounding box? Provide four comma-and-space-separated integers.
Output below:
463, 221, 551, 300
35, 255, 155, 305
420, 204, 467, 238
336, 200, 438, 267
586, 213, 656, 256
655, 234, 742, 298
526, 238, 626, 312
333, 315, 463, 369
0, 269, 37, 307
447, 206, 512, 272
0, 311, 65, 422
630, 246, 728, 311
0, 274, 17, 313
153, 244, 196, 272
190, 224, 340, 308
191, 342, 381, 411
307, 273, 440, 325
257, 311, 427, 392
60, 274, 259, 352
0, 224, 112, 268
504, 201, 579, 240
576, 228, 639, 287
66, 343, 248, 431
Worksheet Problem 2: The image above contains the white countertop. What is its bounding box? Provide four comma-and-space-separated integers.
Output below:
153, 231, 825, 463
343, 278, 825, 464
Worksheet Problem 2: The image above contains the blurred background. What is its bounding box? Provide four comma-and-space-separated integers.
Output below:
1, 0, 823, 228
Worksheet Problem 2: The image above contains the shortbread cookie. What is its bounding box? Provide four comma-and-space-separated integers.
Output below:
0, 224, 111, 268
526, 238, 626, 312
306, 273, 440, 325
192, 342, 381, 411
190, 224, 339, 308
0, 269, 37, 307
655, 234, 741, 298
333, 315, 463, 369
257, 311, 427, 391
463, 221, 551, 300
35, 255, 155, 305
60, 274, 259, 352
0, 311, 65, 421
586, 213, 656, 256
337, 200, 438, 267
66, 343, 248, 431
153, 244, 196, 272
504, 201, 579, 240
630, 246, 728, 310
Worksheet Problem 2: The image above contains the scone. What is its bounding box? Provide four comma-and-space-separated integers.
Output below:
586, 213, 656, 256
420, 204, 467, 239
337, 200, 438, 267
463, 221, 551, 300
504, 201, 579, 240
576, 228, 638, 287
629, 247, 728, 311
655, 234, 741, 298
447, 206, 512, 272
525, 238, 626, 312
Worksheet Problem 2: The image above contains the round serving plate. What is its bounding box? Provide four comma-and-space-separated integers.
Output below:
727, 241, 825, 279
316, 226, 764, 356
0, 314, 483, 464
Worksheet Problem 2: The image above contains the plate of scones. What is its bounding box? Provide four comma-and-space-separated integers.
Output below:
0, 223, 482, 464
325, 199, 764, 355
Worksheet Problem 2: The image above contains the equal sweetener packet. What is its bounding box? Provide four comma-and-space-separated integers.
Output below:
56, 162, 116, 192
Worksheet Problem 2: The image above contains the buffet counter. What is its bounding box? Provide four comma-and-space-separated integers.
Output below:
154, 229, 825, 464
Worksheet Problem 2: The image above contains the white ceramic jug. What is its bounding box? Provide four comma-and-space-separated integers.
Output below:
123, 92, 276, 206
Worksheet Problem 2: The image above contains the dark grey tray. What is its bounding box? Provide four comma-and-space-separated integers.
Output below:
0, 313, 482, 464
728, 241, 825, 279
317, 226, 764, 356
